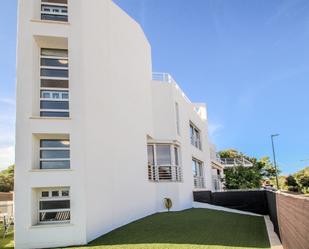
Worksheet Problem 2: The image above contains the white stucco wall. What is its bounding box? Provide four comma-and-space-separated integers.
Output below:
15, 0, 213, 248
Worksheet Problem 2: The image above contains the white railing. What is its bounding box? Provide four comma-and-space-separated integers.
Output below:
220, 158, 253, 167
148, 165, 182, 182
212, 175, 222, 191
194, 176, 205, 189
152, 72, 192, 104
152, 72, 175, 83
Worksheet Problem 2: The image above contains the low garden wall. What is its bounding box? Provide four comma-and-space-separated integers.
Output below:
193, 190, 268, 215
276, 192, 309, 249
193, 190, 309, 249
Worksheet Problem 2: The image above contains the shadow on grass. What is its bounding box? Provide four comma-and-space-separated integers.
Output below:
82, 208, 270, 249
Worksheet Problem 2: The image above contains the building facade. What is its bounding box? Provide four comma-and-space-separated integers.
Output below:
15, 0, 214, 248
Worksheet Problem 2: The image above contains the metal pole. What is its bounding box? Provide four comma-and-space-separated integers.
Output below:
271, 134, 280, 190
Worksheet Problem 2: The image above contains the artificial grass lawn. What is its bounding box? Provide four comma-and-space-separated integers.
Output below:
0, 223, 14, 249
68, 208, 270, 249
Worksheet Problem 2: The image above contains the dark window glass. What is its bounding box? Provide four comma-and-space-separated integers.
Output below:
40, 200, 70, 210
39, 211, 70, 222
40, 160, 70, 169
40, 140, 69, 148
40, 150, 70, 159
41, 48, 68, 57
62, 190, 69, 197
41, 79, 69, 88
41, 68, 68, 78
42, 191, 49, 197
52, 191, 59, 197
156, 145, 171, 165
42, 0, 68, 4
41, 14, 68, 22
40, 100, 69, 110
40, 111, 69, 117
41, 58, 68, 67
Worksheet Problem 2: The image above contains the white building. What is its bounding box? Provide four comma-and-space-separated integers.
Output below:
15, 0, 216, 248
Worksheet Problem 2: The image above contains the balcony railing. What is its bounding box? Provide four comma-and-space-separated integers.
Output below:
212, 175, 222, 191
194, 176, 205, 189
148, 165, 182, 182
152, 72, 192, 104
220, 158, 253, 167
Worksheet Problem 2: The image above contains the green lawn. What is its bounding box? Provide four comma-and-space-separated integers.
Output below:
0, 223, 14, 249
68, 208, 270, 249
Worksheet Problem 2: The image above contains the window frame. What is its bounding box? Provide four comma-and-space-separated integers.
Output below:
192, 158, 204, 188
38, 188, 70, 225
41, 1, 68, 22
147, 143, 182, 182
40, 48, 69, 117
39, 139, 70, 170
190, 123, 202, 150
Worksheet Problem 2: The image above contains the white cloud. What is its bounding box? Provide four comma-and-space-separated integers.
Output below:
0, 146, 15, 170
208, 122, 224, 137
0, 97, 15, 106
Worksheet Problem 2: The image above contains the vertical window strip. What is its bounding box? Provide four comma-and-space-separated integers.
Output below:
40, 48, 69, 117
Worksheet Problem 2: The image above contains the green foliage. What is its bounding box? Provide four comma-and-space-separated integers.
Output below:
285, 175, 298, 186
285, 175, 299, 192
224, 166, 262, 189
221, 150, 278, 190
0, 165, 14, 192
293, 167, 309, 193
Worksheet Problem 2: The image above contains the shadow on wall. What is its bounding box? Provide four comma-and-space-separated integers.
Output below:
85, 209, 270, 249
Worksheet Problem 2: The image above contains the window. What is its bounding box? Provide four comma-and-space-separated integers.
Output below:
40, 48, 69, 117
175, 102, 180, 135
190, 123, 202, 150
192, 158, 204, 188
40, 139, 70, 169
41, 0, 68, 22
38, 188, 70, 224
147, 144, 181, 182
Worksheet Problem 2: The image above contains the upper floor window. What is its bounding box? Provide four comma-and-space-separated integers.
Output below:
192, 158, 204, 188
147, 144, 181, 182
40, 48, 69, 117
38, 188, 70, 224
40, 139, 70, 169
41, 0, 68, 22
190, 123, 202, 150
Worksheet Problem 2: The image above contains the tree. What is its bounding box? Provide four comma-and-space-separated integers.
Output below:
299, 176, 309, 193
224, 165, 262, 189
285, 175, 299, 192
0, 165, 14, 192
220, 149, 278, 190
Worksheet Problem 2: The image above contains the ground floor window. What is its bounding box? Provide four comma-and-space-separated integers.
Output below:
147, 144, 182, 182
38, 188, 70, 224
192, 158, 204, 188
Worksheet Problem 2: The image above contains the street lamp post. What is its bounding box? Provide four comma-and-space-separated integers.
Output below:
271, 134, 280, 190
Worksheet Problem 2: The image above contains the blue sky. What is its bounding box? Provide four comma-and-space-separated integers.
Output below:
1, 0, 309, 174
